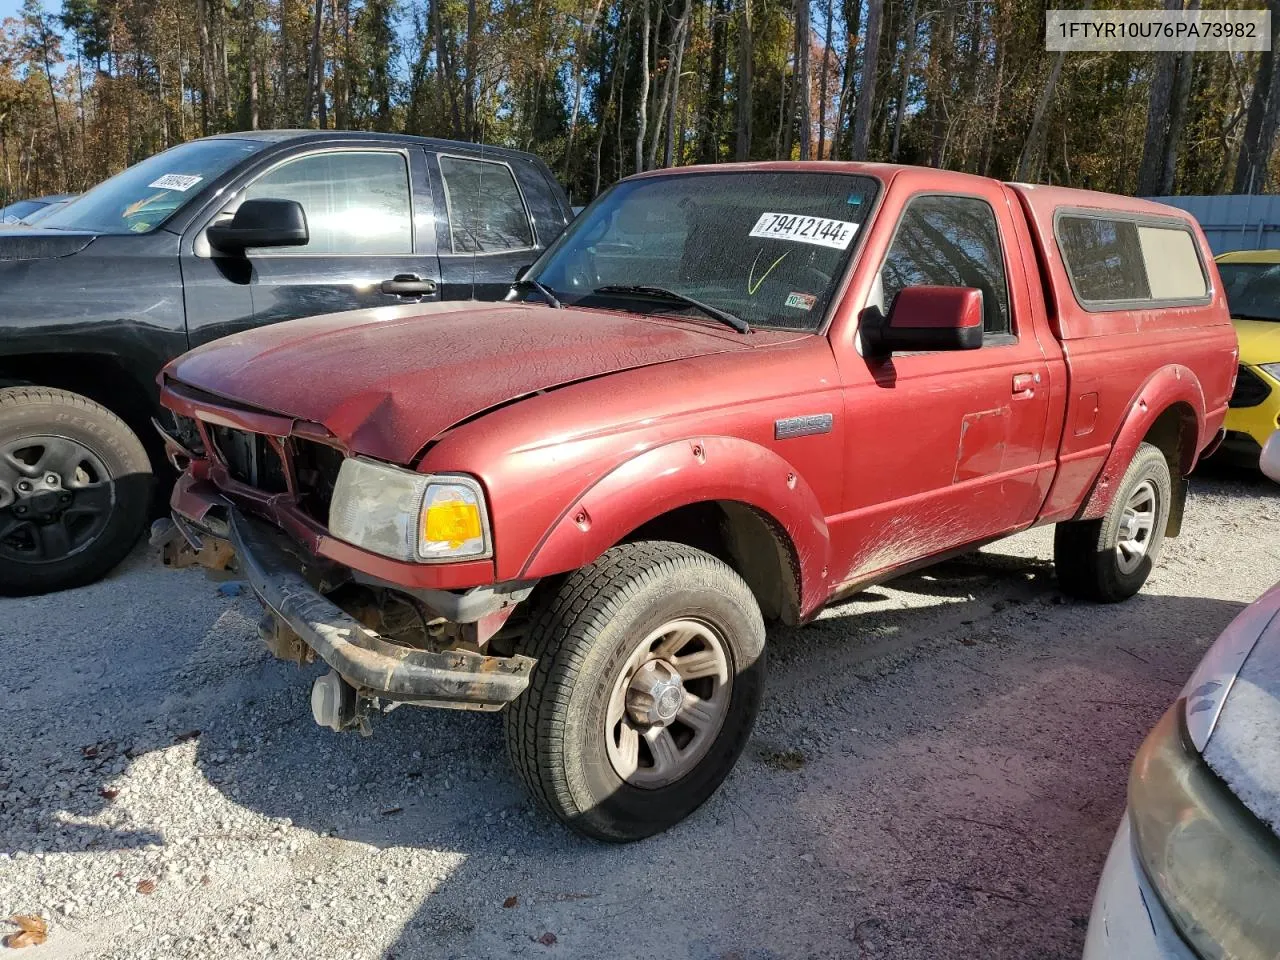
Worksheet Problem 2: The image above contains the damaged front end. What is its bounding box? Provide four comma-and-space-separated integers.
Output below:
153, 389, 537, 734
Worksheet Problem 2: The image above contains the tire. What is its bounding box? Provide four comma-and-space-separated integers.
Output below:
1054, 442, 1172, 603
0, 387, 152, 595
504, 541, 766, 842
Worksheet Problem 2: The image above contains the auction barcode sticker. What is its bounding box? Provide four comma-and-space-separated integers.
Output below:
148, 174, 204, 192
749, 212, 858, 250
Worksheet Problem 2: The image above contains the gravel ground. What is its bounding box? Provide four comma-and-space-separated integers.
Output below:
2, 469, 1278, 960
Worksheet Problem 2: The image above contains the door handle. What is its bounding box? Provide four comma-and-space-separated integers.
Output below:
380, 274, 438, 296
1012, 372, 1041, 398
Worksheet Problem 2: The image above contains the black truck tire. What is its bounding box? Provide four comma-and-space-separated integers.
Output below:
1054, 442, 1173, 603
504, 541, 766, 842
0, 387, 152, 595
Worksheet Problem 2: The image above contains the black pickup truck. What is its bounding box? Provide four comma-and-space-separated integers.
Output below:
0, 130, 573, 594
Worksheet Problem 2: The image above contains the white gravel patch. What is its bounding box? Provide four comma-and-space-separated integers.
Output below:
1, 468, 1277, 959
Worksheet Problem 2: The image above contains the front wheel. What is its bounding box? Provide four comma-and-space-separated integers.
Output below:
504, 541, 766, 842
1054, 441, 1172, 603
0, 387, 152, 595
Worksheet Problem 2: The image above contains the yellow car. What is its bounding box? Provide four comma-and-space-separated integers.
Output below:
1215, 250, 1280, 461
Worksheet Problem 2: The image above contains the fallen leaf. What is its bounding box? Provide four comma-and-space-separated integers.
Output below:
99, 787, 119, 801
135, 880, 156, 895
3, 915, 48, 949
379, 807, 403, 817
173, 730, 201, 744
502, 896, 518, 909
112, 872, 123, 880
200, 876, 211, 887
81, 745, 99, 759
535, 932, 557, 946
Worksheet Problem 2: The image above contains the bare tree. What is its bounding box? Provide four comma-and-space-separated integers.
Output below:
849, 0, 882, 160
734, 0, 753, 160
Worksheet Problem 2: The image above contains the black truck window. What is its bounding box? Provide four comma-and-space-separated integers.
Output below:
439, 155, 534, 253
242, 150, 413, 255
879, 195, 1012, 336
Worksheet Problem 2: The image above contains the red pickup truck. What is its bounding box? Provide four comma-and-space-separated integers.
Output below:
156, 162, 1236, 841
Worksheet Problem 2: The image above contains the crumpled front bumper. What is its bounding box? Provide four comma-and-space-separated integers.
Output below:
169, 488, 534, 712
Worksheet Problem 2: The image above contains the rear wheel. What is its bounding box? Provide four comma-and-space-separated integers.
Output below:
1054, 442, 1172, 603
504, 541, 766, 842
0, 387, 152, 595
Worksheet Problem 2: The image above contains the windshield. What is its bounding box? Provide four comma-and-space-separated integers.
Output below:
1218, 261, 1280, 322
0, 199, 46, 224
530, 171, 880, 332
38, 138, 267, 235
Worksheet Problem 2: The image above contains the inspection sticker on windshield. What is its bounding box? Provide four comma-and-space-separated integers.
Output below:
749, 212, 858, 250
148, 174, 203, 192
785, 292, 817, 311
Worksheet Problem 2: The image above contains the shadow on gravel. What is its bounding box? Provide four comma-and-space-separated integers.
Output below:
0, 543, 1255, 958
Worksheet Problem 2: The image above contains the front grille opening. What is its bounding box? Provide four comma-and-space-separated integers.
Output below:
209, 425, 288, 494
1230, 365, 1272, 408
292, 439, 345, 524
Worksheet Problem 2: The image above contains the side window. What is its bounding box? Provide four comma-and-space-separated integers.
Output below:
879, 195, 1012, 336
1056, 215, 1208, 306
438, 156, 534, 253
1057, 217, 1149, 301
241, 151, 412, 255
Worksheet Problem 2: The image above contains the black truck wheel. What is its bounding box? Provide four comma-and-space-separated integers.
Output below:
0, 387, 152, 595
504, 541, 766, 842
1054, 441, 1173, 603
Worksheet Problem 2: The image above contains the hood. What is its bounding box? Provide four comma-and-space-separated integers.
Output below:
1198, 584, 1280, 836
167, 300, 755, 463
1235, 318, 1280, 364
0, 226, 96, 261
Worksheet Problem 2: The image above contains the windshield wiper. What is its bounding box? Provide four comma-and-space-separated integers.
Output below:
593, 284, 750, 334
512, 277, 562, 309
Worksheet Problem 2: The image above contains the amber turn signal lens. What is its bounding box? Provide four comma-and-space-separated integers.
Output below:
422, 499, 482, 548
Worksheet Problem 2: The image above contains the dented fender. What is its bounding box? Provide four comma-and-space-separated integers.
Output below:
518, 436, 831, 617
1077, 364, 1205, 522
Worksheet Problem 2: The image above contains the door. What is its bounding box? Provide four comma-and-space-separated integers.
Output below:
428, 152, 542, 301
832, 190, 1053, 585
183, 146, 440, 347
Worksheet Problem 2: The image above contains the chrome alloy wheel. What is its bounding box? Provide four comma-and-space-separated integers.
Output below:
604, 618, 733, 789
1115, 479, 1159, 575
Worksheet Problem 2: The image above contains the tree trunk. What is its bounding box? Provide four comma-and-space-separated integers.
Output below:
1234, 0, 1280, 193
700, 0, 728, 162
829, 0, 860, 160
1159, 0, 1199, 193
664, 0, 692, 166
564, 0, 605, 177
889, 0, 915, 162
196, 0, 215, 133
464, 0, 477, 138
636, 0, 652, 172
595, 9, 627, 196
304, 0, 324, 124
247, 0, 259, 129
816, 0, 833, 157
734, 0, 753, 160
795, 0, 810, 159
1136, 0, 1183, 194
1015, 0, 1092, 182
848, 0, 882, 160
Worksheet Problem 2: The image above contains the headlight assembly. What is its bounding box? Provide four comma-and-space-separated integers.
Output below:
1129, 702, 1280, 960
328, 458, 491, 563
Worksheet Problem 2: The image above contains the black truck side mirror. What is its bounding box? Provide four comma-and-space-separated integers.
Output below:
207, 198, 309, 253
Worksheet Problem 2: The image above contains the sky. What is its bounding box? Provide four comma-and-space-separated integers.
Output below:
1, 0, 25, 24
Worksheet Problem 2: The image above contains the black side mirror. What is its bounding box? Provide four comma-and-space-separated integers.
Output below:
207, 198, 309, 253
866, 285, 985, 354
514, 263, 532, 282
